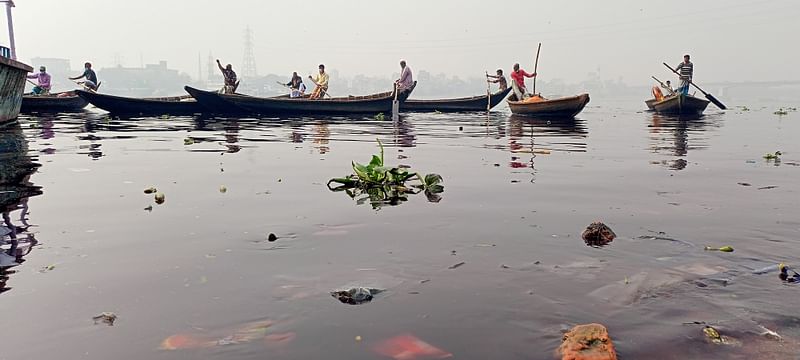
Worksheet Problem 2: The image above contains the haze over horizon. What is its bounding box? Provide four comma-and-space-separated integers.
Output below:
4, 0, 798, 85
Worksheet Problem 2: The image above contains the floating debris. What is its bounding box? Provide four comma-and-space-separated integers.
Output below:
154, 192, 165, 205
267, 233, 278, 242
39, 264, 56, 273
763, 151, 781, 160
373, 334, 452, 360
183, 138, 195, 145
92, 312, 117, 326
374, 113, 386, 121
702, 325, 741, 346
779, 264, 800, 284
704, 246, 734, 252
448, 262, 466, 269
581, 222, 617, 247
219, 185, 227, 193
557, 323, 617, 360
144, 205, 153, 212
331, 287, 384, 305
143, 187, 157, 194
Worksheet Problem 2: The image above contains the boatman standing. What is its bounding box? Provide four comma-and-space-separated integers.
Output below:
395, 60, 414, 97
69, 62, 99, 91
673, 54, 693, 96
216, 59, 238, 94
27, 66, 52, 95
308, 64, 329, 99
510, 63, 536, 100
486, 69, 508, 91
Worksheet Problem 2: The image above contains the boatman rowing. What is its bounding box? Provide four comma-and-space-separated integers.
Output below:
216, 59, 238, 94
673, 54, 693, 96
27, 66, 52, 95
395, 60, 414, 97
69, 62, 99, 91
308, 64, 329, 99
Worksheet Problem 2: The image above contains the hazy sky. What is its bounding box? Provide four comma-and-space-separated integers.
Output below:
4, 0, 798, 83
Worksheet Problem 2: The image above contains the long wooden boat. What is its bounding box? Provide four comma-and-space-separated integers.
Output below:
185, 82, 416, 116
1, 57, 33, 124
21, 92, 88, 113
645, 94, 709, 115
75, 90, 203, 116
401, 87, 512, 112
507, 93, 590, 117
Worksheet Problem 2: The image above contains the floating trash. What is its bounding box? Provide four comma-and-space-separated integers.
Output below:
581, 222, 616, 247
154, 192, 165, 205
557, 323, 617, 360
219, 185, 227, 193
93, 312, 117, 326
143, 187, 157, 194
704, 246, 734, 252
267, 233, 278, 242
331, 287, 384, 305
373, 334, 453, 360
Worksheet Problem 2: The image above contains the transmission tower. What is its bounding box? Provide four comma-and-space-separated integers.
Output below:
207, 52, 216, 81
242, 26, 257, 78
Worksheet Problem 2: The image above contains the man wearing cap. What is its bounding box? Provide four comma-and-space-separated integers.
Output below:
308, 64, 329, 99
27, 66, 52, 95
70, 62, 99, 91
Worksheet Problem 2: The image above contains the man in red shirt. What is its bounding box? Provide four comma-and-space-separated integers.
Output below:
510, 63, 536, 100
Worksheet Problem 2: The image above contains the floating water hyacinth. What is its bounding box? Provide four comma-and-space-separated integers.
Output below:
327, 139, 444, 209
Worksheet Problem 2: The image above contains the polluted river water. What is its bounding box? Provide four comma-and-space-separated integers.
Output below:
1, 99, 799, 359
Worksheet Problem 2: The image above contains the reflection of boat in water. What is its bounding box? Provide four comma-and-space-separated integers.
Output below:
1, 122, 43, 292
507, 93, 590, 118
401, 87, 512, 112
647, 112, 721, 171
508, 115, 588, 153
646, 93, 709, 115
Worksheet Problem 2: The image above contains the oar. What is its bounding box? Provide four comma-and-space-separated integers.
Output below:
392, 83, 400, 121
485, 71, 491, 112
532, 42, 542, 96
662, 62, 726, 110
71, 79, 96, 93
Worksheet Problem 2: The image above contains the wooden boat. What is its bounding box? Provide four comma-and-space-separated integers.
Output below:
645, 94, 709, 115
507, 93, 590, 117
20, 92, 88, 113
0, 56, 33, 124
401, 87, 512, 112
75, 90, 203, 116
185, 82, 416, 116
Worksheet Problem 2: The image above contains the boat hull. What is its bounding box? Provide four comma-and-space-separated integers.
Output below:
75, 90, 203, 116
647, 94, 709, 115
508, 93, 590, 117
0, 57, 33, 123
187, 83, 415, 116
21, 92, 88, 113
401, 87, 512, 112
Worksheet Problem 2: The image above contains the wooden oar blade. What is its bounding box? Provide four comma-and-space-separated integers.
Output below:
705, 93, 727, 110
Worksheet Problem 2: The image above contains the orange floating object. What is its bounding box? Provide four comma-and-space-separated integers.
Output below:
373, 334, 453, 360
159, 334, 216, 350
264, 332, 296, 346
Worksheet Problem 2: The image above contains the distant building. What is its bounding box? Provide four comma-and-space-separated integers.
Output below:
99, 61, 192, 97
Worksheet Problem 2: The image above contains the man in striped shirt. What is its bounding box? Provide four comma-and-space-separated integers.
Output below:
674, 54, 693, 96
